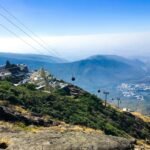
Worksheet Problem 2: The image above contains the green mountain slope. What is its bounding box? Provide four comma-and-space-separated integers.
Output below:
0, 80, 149, 140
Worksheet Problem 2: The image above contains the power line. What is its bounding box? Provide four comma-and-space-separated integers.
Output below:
0, 4, 61, 57
0, 11, 57, 57
0, 23, 43, 55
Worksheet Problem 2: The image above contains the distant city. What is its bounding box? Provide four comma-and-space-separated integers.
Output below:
118, 82, 150, 101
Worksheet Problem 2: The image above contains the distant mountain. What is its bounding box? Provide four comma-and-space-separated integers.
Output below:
0, 53, 147, 91
138, 56, 150, 71
0, 52, 67, 68
46, 55, 148, 92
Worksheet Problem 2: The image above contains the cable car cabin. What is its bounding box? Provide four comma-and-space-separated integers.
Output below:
97, 90, 101, 93
71, 77, 76, 81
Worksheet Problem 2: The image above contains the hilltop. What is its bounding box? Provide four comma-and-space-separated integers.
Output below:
0, 52, 67, 69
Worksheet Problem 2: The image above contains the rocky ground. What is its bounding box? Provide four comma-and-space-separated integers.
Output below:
0, 99, 149, 150
0, 101, 136, 150
0, 121, 136, 150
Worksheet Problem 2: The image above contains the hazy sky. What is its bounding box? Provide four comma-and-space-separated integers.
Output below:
0, 0, 150, 60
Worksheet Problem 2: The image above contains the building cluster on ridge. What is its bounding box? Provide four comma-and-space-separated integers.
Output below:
0, 61, 68, 92
0, 60, 29, 81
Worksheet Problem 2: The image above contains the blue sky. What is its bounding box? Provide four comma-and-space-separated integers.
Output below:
0, 0, 150, 60
1, 0, 150, 35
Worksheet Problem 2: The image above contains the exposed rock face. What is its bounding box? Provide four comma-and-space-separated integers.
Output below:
62, 84, 86, 96
0, 106, 53, 126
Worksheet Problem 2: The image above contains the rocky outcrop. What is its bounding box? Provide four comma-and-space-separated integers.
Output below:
0, 105, 136, 150
0, 106, 53, 126
0, 125, 135, 150
62, 84, 86, 97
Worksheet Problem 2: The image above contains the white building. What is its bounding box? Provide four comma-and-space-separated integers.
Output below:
0, 70, 12, 80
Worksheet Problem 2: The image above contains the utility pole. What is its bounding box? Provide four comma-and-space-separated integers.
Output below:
117, 97, 121, 109
103, 91, 109, 107
136, 97, 142, 112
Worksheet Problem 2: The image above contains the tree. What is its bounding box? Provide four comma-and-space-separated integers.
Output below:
5, 60, 11, 68
40, 68, 46, 79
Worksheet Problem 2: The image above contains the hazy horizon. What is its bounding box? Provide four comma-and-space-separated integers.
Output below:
0, 0, 150, 60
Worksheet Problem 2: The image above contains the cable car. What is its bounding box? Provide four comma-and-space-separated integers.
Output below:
71, 76, 76, 81
97, 89, 101, 93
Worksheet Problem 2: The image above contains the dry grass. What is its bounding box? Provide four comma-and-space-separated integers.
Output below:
0, 121, 41, 134
13, 105, 29, 115
43, 122, 104, 135
0, 137, 11, 144
132, 112, 150, 123
0, 100, 9, 106
68, 125, 103, 134
0, 100, 30, 115
0, 121, 14, 129
135, 140, 150, 150
0, 137, 11, 148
